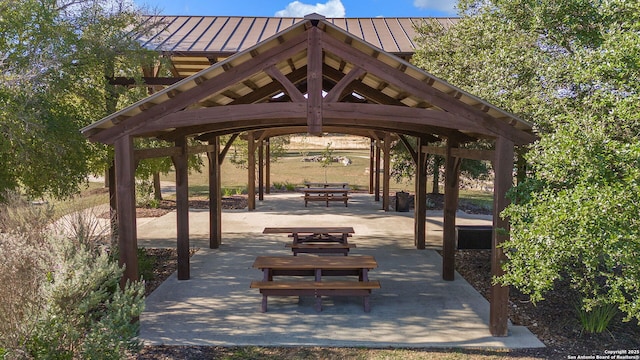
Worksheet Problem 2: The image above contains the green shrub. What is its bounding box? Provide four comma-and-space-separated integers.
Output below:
273, 181, 284, 190
284, 182, 296, 191
0, 193, 145, 359
222, 187, 233, 197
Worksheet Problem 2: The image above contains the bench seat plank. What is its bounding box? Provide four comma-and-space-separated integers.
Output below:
250, 280, 381, 312
286, 243, 356, 256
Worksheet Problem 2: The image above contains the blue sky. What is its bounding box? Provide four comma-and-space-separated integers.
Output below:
133, 0, 459, 18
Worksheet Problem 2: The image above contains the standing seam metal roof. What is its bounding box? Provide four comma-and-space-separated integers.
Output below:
138, 15, 457, 55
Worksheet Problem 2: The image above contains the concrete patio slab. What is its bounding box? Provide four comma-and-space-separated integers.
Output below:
136, 192, 544, 349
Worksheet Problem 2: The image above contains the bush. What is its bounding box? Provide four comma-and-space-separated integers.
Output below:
0, 192, 145, 359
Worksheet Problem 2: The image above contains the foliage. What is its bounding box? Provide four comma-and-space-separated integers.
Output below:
320, 142, 334, 182
575, 301, 618, 334
228, 135, 290, 169
0, 0, 162, 200
0, 192, 145, 359
391, 139, 491, 193
414, 0, 640, 322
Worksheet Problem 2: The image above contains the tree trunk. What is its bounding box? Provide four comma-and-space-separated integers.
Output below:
431, 155, 443, 194
153, 172, 162, 201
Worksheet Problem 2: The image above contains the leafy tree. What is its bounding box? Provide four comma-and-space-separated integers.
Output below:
414, 0, 640, 323
320, 141, 334, 183
228, 134, 290, 169
0, 0, 161, 200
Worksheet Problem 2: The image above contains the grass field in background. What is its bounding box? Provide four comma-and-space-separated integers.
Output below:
161, 150, 419, 194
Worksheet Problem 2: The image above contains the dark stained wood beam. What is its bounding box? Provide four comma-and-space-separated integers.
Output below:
172, 137, 190, 280
324, 66, 366, 103
442, 139, 461, 281
320, 32, 537, 145
208, 137, 221, 248
307, 26, 323, 134
414, 136, 429, 249
230, 66, 308, 105
398, 134, 417, 164
323, 103, 490, 135
264, 65, 306, 102
247, 132, 256, 211
114, 135, 138, 287
138, 103, 308, 135
422, 146, 495, 161
108, 77, 185, 86
490, 136, 514, 336
91, 30, 309, 144
382, 133, 391, 211
322, 65, 405, 106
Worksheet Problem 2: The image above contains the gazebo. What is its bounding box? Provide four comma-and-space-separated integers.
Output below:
81, 14, 536, 336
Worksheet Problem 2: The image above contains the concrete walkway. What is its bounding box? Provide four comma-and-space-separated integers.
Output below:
136, 192, 544, 349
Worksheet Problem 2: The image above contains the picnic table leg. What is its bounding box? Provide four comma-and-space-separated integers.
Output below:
363, 295, 371, 312
261, 294, 268, 312
315, 296, 322, 312
360, 269, 369, 282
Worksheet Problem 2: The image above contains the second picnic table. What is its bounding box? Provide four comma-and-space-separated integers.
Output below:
262, 226, 356, 255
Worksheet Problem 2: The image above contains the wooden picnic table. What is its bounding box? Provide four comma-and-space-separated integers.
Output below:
304, 182, 349, 188
250, 255, 380, 312
263, 226, 354, 244
301, 187, 350, 207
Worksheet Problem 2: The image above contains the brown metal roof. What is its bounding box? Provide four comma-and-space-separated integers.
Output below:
136, 15, 458, 77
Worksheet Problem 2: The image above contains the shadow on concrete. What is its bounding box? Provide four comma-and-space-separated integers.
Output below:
136, 192, 543, 349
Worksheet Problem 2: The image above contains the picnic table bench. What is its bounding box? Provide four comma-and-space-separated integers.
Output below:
302, 187, 350, 207
250, 255, 380, 312
285, 243, 356, 256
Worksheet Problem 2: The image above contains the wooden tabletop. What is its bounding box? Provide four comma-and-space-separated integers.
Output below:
262, 227, 355, 234
302, 187, 350, 193
304, 182, 349, 188
252, 255, 377, 270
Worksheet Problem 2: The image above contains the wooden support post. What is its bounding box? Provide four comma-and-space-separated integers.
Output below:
108, 163, 118, 246
375, 140, 381, 202
307, 27, 323, 135
382, 133, 391, 211
369, 139, 374, 194
442, 139, 461, 281
172, 137, 190, 280
265, 138, 271, 194
415, 137, 428, 249
258, 139, 264, 201
208, 137, 222, 248
490, 136, 514, 336
247, 132, 256, 211
114, 136, 138, 288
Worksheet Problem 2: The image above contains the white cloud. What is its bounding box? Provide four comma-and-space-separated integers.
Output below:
413, 0, 457, 14
275, 0, 346, 18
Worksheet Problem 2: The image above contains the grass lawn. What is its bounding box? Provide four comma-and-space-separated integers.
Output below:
164, 150, 420, 193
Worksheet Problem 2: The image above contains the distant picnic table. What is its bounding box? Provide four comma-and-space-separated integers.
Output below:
301, 187, 350, 207
263, 226, 356, 255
